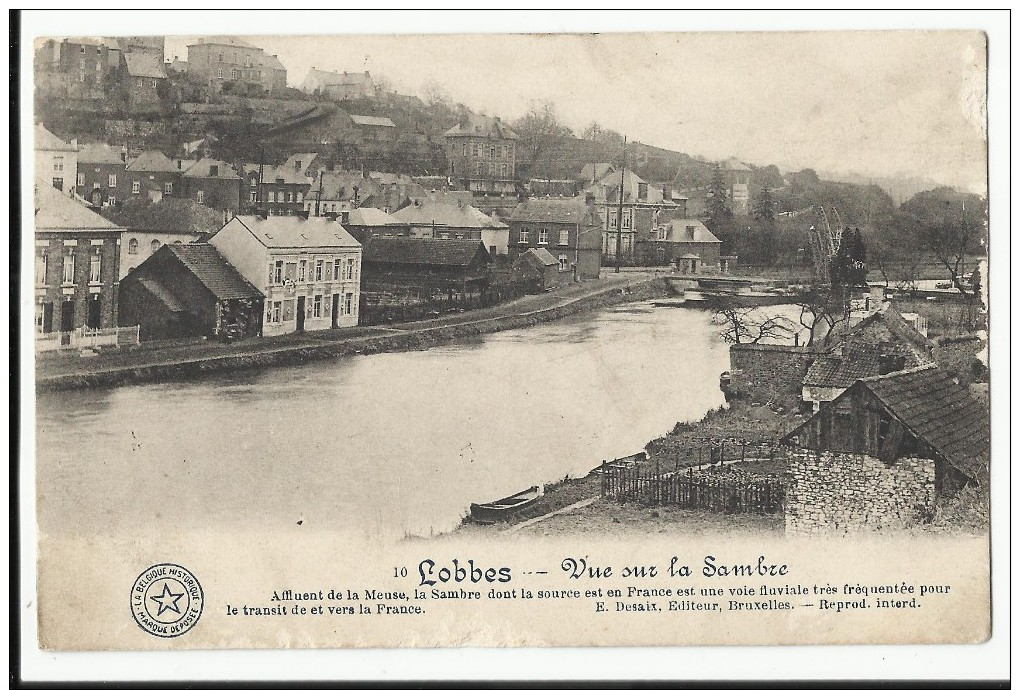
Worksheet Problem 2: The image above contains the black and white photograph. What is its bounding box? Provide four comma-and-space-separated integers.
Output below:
16, 9, 1009, 684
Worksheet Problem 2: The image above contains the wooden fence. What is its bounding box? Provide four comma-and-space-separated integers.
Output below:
600, 464, 785, 515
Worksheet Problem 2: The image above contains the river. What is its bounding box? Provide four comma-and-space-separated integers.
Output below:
35, 301, 802, 542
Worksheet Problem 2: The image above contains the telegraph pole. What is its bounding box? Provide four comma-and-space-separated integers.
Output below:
614, 136, 627, 274
314, 170, 324, 217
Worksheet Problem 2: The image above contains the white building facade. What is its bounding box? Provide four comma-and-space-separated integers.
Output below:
210, 216, 362, 337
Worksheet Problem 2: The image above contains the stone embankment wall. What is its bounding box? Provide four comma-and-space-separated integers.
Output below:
104, 120, 167, 138
727, 343, 821, 406
785, 450, 935, 535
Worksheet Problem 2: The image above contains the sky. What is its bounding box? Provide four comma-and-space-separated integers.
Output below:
163, 30, 986, 194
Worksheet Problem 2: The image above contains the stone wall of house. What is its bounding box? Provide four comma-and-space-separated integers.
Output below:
726, 343, 820, 407
785, 450, 935, 535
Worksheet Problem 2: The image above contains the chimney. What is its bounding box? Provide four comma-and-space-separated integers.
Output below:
878, 354, 906, 375
662, 183, 672, 201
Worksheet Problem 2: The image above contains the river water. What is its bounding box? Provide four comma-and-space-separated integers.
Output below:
35, 302, 800, 542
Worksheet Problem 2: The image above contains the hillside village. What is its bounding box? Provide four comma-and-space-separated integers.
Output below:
33, 34, 990, 537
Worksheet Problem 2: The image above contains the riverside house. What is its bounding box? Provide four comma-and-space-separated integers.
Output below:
390, 199, 509, 255
508, 196, 602, 279
209, 215, 363, 336
583, 167, 680, 260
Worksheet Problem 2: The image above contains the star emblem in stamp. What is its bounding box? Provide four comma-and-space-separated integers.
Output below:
130, 563, 204, 638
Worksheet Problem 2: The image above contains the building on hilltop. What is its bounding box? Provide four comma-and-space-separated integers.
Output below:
444, 113, 519, 196
186, 36, 287, 95
301, 69, 378, 100
209, 215, 362, 335
119, 51, 167, 114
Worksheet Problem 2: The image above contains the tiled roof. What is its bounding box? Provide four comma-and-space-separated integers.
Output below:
522, 247, 558, 267
166, 243, 264, 301
228, 215, 361, 249
182, 158, 240, 179
103, 198, 224, 235
656, 219, 720, 243
803, 346, 886, 388
860, 365, 990, 479
124, 52, 166, 79
261, 53, 286, 71
347, 207, 400, 226
509, 197, 597, 225
34, 182, 121, 231
281, 153, 318, 176
304, 69, 373, 87
444, 113, 519, 140
351, 114, 395, 128
578, 163, 616, 182
77, 142, 124, 165
138, 278, 187, 312
35, 124, 75, 152
363, 237, 491, 267
391, 200, 506, 229
586, 168, 670, 205
126, 149, 178, 173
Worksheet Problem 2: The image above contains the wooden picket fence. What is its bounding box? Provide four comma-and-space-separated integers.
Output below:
600, 464, 785, 515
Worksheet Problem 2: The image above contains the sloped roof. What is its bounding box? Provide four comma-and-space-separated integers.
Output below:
803, 345, 887, 388
124, 51, 166, 79
860, 365, 990, 479
304, 69, 374, 87
227, 215, 361, 249
720, 157, 752, 172
347, 207, 400, 226
578, 162, 616, 182
522, 247, 558, 267
848, 304, 934, 355
657, 219, 721, 243
182, 158, 240, 179
165, 243, 264, 301
281, 153, 318, 176
102, 198, 224, 235
444, 113, 519, 140
187, 36, 259, 49
363, 237, 491, 267
391, 200, 507, 229
351, 114, 395, 128
34, 182, 121, 231
510, 197, 596, 225
263, 162, 312, 185
35, 124, 76, 152
586, 168, 669, 205
261, 53, 286, 71
138, 278, 187, 312
77, 142, 125, 165
126, 149, 178, 173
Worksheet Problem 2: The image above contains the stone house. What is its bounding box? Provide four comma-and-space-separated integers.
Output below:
124, 150, 181, 203
301, 69, 378, 100
350, 115, 397, 151
507, 197, 602, 279
444, 113, 519, 196
782, 364, 990, 494
35, 125, 78, 195
719, 158, 752, 214
390, 199, 509, 256
75, 143, 126, 208
181, 158, 241, 214
185, 36, 287, 94
512, 247, 571, 292
635, 218, 721, 270
243, 155, 314, 216
120, 51, 167, 114
209, 215, 362, 336
33, 183, 122, 339
34, 37, 121, 102
119, 243, 263, 342
583, 167, 680, 259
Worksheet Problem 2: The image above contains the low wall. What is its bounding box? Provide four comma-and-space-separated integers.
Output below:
38, 278, 669, 392
785, 450, 935, 535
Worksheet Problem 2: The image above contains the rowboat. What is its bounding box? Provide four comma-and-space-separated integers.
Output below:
591, 451, 648, 475
469, 485, 543, 524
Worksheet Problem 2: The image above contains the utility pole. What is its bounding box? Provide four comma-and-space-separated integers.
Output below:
257, 145, 265, 217
614, 136, 627, 274
314, 170, 324, 217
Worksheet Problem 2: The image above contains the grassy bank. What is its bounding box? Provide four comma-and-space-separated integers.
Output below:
36, 277, 669, 392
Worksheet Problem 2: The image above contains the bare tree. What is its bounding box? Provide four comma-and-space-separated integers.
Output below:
714, 307, 797, 345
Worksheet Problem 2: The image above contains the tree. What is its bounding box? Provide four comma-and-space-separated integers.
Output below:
829, 228, 868, 289
705, 165, 732, 232
752, 186, 776, 223
714, 307, 797, 344
901, 187, 987, 297
513, 100, 574, 178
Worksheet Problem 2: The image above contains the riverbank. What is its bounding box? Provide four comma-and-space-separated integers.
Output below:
36, 273, 669, 392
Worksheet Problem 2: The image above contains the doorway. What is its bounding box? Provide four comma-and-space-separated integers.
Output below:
296, 296, 305, 332
331, 293, 340, 328
87, 294, 101, 329
60, 299, 75, 345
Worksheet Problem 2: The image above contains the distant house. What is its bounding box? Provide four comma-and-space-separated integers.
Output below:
508, 197, 602, 279
75, 142, 126, 208
802, 305, 935, 411
719, 158, 752, 214
577, 162, 616, 184
512, 248, 571, 292
185, 36, 287, 94
390, 200, 509, 256
119, 243, 264, 342
181, 158, 241, 213
120, 51, 167, 114
209, 215, 363, 335
103, 197, 224, 277
33, 183, 122, 339
243, 155, 314, 216
342, 207, 410, 244
124, 150, 180, 202
582, 168, 680, 259
301, 69, 378, 100
33, 37, 122, 101
635, 218, 721, 270
444, 113, 519, 196
35, 125, 78, 195
350, 114, 397, 148
361, 237, 493, 299
783, 364, 990, 494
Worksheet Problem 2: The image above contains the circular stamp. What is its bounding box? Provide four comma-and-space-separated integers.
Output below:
130, 563, 204, 638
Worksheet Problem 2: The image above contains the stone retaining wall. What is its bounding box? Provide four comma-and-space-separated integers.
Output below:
728, 343, 821, 406
785, 450, 935, 535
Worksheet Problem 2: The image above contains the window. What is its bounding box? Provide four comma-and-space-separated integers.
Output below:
89, 252, 102, 283
52, 178, 63, 190
108, 195, 116, 206
622, 212, 631, 229
108, 174, 117, 187
519, 227, 529, 243
132, 180, 140, 194
315, 260, 324, 282
489, 146, 496, 158
150, 239, 161, 253
35, 303, 46, 333
53, 156, 64, 173
284, 262, 297, 282
559, 254, 569, 272
500, 163, 508, 177
313, 294, 322, 318
475, 162, 484, 175
36, 253, 48, 286
462, 143, 467, 156
62, 252, 75, 284
285, 192, 293, 203
197, 190, 205, 204
217, 68, 223, 79
268, 301, 282, 324
296, 191, 303, 203
231, 69, 238, 79
151, 78, 158, 88
298, 260, 307, 282
209, 165, 219, 177
250, 190, 258, 202
249, 177, 257, 187
273, 260, 284, 284
344, 292, 354, 315
76, 173, 85, 186
163, 182, 173, 195
538, 228, 549, 245
345, 258, 355, 280
559, 229, 570, 246
333, 258, 342, 280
